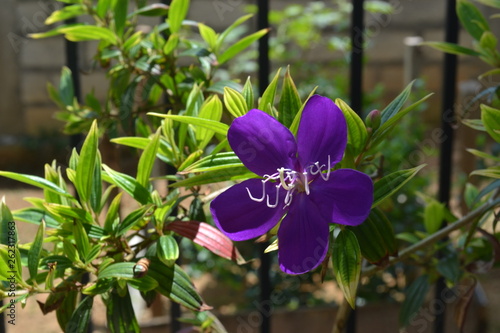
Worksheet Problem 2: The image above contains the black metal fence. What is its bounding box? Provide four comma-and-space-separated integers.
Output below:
0, 0, 459, 332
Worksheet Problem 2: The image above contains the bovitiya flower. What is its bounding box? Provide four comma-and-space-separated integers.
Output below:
210, 95, 373, 274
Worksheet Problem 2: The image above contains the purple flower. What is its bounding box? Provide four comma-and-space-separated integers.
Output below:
210, 95, 373, 274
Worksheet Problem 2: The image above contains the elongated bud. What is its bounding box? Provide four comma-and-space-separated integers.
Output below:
365, 109, 381, 130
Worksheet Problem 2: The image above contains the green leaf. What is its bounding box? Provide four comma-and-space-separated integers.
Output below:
481, 104, 500, 142
65, 296, 93, 333
278, 68, 302, 128
258, 69, 281, 113
136, 129, 161, 188
0, 171, 73, 198
457, 0, 490, 41
163, 33, 179, 55
373, 165, 426, 207
102, 164, 151, 205
332, 229, 361, 309
242, 77, 254, 110
98, 262, 136, 280
75, 120, 98, 205
437, 253, 461, 283
466, 148, 500, 162
196, 95, 223, 150
224, 87, 247, 118
400, 275, 430, 328
218, 28, 268, 64
129, 3, 169, 17
349, 208, 397, 265
0, 245, 23, 283
116, 206, 151, 236
216, 14, 253, 52
113, 0, 128, 37
1, 198, 15, 246
43, 203, 93, 224
157, 235, 179, 266
199, 23, 218, 50
45, 4, 86, 24
147, 258, 209, 311
106, 290, 140, 333
335, 98, 368, 156
34, 24, 118, 44
90, 152, 103, 213
73, 220, 91, 259
471, 166, 500, 178
423, 200, 445, 234
127, 276, 159, 292
479, 31, 497, 50
171, 167, 255, 188
168, 0, 190, 33
149, 113, 229, 136
104, 193, 123, 233
380, 80, 414, 124
13, 207, 60, 228
424, 41, 482, 56
181, 152, 242, 173
59, 66, 74, 106
464, 183, 480, 209
476, 0, 500, 8
28, 220, 45, 279
56, 290, 78, 331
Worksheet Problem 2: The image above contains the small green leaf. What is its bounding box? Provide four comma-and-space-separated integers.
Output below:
157, 235, 179, 266
0, 171, 73, 198
147, 258, 209, 311
218, 28, 268, 64
400, 275, 430, 328
457, 0, 490, 41
43, 203, 93, 224
102, 164, 151, 205
90, 152, 102, 213
106, 290, 141, 333
373, 165, 426, 207
98, 262, 136, 280
163, 33, 179, 55
168, 0, 190, 33
196, 95, 223, 150
242, 77, 254, 110
199, 23, 217, 49
437, 253, 461, 283
335, 98, 368, 156
104, 193, 123, 233
224, 87, 247, 118
136, 129, 161, 188
424, 200, 445, 234
65, 296, 93, 333
113, 0, 128, 37
116, 206, 151, 236
73, 220, 91, 259
380, 80, 414, 124
75, 120, 98, 205
28, 220, 45, 279
216, 14, 253, 52
180, 152, 243, 173
424, 41, 482, 56
45, 4, 86, 25
289, 88, 319, 135
258, 68, 281, 113
333, 229, 361, 309
481, 104, 500, 142
129, 3, 169, 17
56, 290, 78, 331
149, 113, 229, 136
1, 198, 15, 246
171, 167, 255, 188
278, 68, 301, 128
464, 183, 480, 209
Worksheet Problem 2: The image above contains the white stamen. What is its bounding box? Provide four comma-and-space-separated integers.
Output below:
246, 182, 266, 202
266, 185, 280, 208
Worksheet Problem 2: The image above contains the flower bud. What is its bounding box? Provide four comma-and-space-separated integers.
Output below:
365, 109, 381, 130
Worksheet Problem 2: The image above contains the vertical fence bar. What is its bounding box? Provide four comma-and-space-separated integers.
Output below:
346, 0, 364, 332
257, 0, 271, 333
435, 0, 459, 332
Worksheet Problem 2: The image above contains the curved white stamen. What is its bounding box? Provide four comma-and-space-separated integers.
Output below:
302, 171, 310, 195
266, 185, 280, 208
246, 182, 266, 202
278, 168, 295, 191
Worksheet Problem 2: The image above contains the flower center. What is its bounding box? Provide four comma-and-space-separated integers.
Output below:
246, 155, 333, 208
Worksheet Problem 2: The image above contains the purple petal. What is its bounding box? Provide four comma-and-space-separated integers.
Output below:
296, 95, 347, 169
310, 169, 373, 226
277, 194, 330, 274
228, 109, 297, 177
211, 179, 286, 241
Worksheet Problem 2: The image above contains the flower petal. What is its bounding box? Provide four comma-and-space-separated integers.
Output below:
311, 169, 373, 226
211, 179, 286, 241
277, 194, 330, 274
296, 95, 347, 169
228, 109, 297, 177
